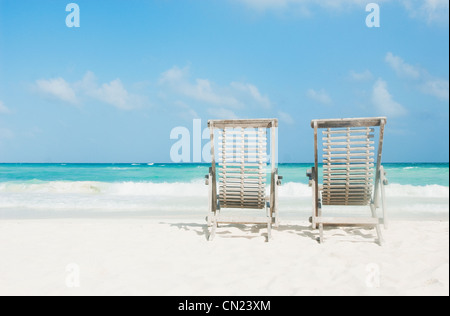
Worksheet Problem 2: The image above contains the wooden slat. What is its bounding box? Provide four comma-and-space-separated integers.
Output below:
220, 184, 265, 189
219, 163, 265, 168
322, 199, 371, 203
322, 189, 372, 194
220, 173, 266, 177
210, 119, 278, 129
221, 179, 266, 184
322, 202, 371, 206
221, 186, 265, 191
322, 135, 374, 141
220, 178, 266, 184
220, 185, 265, 191
324, 147, 375, 152
220, 195, 265, 200
323, 152, 374, 158
221, 148, 266, 152
221, 131, 265, 134
324, 173, 373, 179
220, 194, 265, 199
323, 158, 374, 163
221, 205, 264, 209
323, 183, 373, 188
324, 178, 373, 183
219, 136, 266, 140
324, 168, 373, 173
322, 128, 375, 135
322, 201, 371, 206
220, 201, 265, 206
322, 193, 372, 198
311, 117, 386, 128
323, 140, 374, 146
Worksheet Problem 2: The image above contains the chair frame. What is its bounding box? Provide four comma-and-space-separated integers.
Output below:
205, 119, 281, 241
307, 117, 388, 244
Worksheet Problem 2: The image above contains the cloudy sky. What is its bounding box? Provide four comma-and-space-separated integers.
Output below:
0, 0, 448, 163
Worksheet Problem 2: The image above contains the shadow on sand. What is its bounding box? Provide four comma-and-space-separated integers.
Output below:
161, 221, 378, 244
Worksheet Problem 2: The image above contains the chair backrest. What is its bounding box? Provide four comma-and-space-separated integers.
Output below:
312, 117, 387, 206
208, 119, 278, 210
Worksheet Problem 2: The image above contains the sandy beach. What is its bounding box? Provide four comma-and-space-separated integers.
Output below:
0, 218, 447, 296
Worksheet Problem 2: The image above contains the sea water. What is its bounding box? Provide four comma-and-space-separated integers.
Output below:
0, 163, 448, 219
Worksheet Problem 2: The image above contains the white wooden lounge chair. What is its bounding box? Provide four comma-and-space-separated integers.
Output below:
205, 119, 282, 241
307, 117, 388, 244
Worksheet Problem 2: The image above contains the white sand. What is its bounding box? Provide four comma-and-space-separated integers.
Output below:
0, 218, 448, 296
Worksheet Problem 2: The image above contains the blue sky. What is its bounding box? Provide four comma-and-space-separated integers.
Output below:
0, 0, 448, 163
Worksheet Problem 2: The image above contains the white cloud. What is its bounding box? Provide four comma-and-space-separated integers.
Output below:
278, 111, 295, 125
78, 71, 145, 110
159, 65, 189, 85
173, 101, 200, 120
35, 71, 144, 110
159, 66, 242, 108
371, 78, 407, 117
235, 0, 375, 12
231, 82, 272, 108
401, 0, 449, 24
0, 101, 10, 114
95, 79, 138, 110
385, 52, 421, 79
159, 66, 272, 110
35, 77, 78, 104
420, 78, 449, 100
307, 88, 332, 105
235, 0, 449, 24
385, 52, 449, 101
349, 70, 374, 81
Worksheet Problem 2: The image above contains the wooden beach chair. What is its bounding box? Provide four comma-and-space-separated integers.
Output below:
205, 119, 282, 241
307, 117, 388, 244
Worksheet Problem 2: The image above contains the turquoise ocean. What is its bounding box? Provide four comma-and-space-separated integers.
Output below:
0, 163, 448, 219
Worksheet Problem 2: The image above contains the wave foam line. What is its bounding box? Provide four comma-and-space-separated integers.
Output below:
0, 181, 448, 198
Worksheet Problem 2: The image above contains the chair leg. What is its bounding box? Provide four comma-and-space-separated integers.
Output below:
267, 201, 273, 240
381, 181, 388, 230
370, 203, 384, 245
319, 223, 324, 244
273, 207, 279, 228
375, 223, 384, 246
209, 220, 217, 241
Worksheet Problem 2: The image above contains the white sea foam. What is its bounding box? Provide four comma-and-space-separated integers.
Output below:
385, 183, 449, 198
0, 181, 448, 218
0, 181, 447, 198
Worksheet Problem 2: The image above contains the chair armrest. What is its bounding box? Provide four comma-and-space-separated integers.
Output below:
277, 175, 282, 186
306, 168, 314, 180
380, 166, 388, 185
306, 167, 316, 187
205, 167, 213, 185
275, 168, 282, 185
